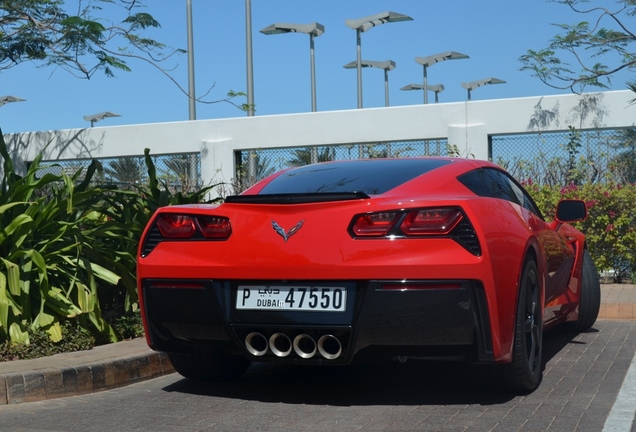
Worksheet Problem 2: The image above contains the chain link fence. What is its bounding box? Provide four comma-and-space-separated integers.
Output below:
37, 153, 201, 193
491, 128, 636, 186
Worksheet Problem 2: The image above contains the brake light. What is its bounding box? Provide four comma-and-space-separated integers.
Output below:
156, 215, 196, 238
197, 216, 232, 239
401, 208, 463, 235
351, 212, 401, 237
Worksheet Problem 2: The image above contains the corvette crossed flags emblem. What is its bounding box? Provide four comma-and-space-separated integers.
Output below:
271, 219, 304, 243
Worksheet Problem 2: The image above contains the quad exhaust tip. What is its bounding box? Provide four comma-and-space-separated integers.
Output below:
269, 332, 292, 357
244, 331, 344, 360
318, 334, 342, 360
293, 334, 317, 359
245, 332, 268, 357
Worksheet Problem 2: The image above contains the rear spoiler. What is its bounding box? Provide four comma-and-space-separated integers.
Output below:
224, 192, 370, 205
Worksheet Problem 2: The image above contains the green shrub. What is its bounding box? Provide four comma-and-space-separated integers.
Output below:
0, 320, 95, 361
525, 181, 636, 282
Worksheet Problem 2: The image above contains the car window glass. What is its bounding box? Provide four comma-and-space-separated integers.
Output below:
458, 168, 543, 218
258, 159, 451, 195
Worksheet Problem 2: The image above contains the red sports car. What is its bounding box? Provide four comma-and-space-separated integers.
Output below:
137, 157, 600, 393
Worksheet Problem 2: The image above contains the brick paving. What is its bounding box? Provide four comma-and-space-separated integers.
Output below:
0, 319, 634, 431
0, 284, 634, 431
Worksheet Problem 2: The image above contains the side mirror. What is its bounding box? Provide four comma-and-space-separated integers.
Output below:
556, 199, 587, 223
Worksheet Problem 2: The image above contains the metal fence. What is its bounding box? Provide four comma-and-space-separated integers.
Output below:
33, 128, 636, 193
491, 128, 636, 185
37, 152, 201, 192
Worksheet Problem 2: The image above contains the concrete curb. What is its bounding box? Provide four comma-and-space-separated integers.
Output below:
0, 338, 174, 405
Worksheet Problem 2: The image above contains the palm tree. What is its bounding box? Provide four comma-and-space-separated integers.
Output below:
287, 147, 335, 167
104, 157, 146, 188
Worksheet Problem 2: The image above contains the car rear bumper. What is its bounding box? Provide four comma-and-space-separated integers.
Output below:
140, 278, 495, 364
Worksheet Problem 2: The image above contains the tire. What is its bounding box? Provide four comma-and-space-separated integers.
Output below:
168, 348, 250, 381
571, 249, 601, 332
501, 257, 543, 393
472, 257, 543, 394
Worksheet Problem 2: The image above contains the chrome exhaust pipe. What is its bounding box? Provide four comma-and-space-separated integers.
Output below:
317, 335, 342, 360
269, 332, 292, 357
293, 334, 317, 359
245, 332, 268, 357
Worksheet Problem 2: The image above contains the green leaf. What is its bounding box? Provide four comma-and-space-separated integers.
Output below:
1, 258, 21, 297
46, 322, 63, 343
9, 322, 29, 344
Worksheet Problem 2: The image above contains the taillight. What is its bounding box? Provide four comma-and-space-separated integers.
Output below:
196, 216, 232, 239
349, 207, 480, 256
400, 208, 463, 235
351, 212, 401, 237
154, 214, 231, 239
156, 215, 196, 238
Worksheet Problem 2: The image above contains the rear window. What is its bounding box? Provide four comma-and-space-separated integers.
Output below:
258, 158, 451, 195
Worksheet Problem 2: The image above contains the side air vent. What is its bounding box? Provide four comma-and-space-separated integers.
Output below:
450, 218, 482, 256
141, 226, 163, 257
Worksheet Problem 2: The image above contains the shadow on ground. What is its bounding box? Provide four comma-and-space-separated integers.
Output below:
162, 325, 589, 407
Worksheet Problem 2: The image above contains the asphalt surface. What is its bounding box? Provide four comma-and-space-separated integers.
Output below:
0, 284, 634, 431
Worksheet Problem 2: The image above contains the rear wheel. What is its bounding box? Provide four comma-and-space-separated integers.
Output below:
501, 257, 543, 393
168, 348, 250, 381
570, 249, 601, 331
473, 257, 543, 393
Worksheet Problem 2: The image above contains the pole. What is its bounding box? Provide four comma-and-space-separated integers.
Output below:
384, 69, 389, 107
423, 65, 428, 105
245, 0, 255, 116
310, 33, 317, 112
356, 29, 362, 109
186, 0, 196, 120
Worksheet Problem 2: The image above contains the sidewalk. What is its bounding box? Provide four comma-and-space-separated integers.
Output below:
0, 283, 634, 405
600, 283, 636, 319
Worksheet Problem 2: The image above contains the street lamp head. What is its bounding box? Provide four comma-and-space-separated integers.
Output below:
260, 22, 324, 37
415, 51, 469, 67
400, 84, 425, 91
426, 84, 445, 93
344, 60, 396, 71
0, 95, 26, 107
83, 111, 122, 126
400, 84, 444, 92
345, 11, 413, 32
461, 77, 506, 91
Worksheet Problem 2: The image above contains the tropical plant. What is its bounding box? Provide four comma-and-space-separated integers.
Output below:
104, 157, 147, 188
520, 0, 636, 93
0, 127, 220, 346
0, 131, 124, 344
526, 181, 636, 282
0, 0, 180, 79
288, 147, 336, 167
0, 0, 250, 108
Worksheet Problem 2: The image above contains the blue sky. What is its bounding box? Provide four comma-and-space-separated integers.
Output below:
1, 0, 632, 134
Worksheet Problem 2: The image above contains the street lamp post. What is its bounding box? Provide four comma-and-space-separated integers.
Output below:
344, 60, 396, 107
415, 51, 469, 104
0, 96, 26, 107
260, 22, 325, 112
83, 112, 122, 127
186, 0, 196, 120
461, 77, 506, 100
345, 11, 413, 109
245, 0, 254, 116
400, 84, 444, 103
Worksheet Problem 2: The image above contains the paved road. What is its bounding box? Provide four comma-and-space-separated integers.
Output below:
0, 320, 635, 432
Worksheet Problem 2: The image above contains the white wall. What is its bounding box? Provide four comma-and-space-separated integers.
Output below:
3, 90, 634, 185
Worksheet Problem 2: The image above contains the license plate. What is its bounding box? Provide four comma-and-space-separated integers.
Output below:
236, 286, 347, 312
